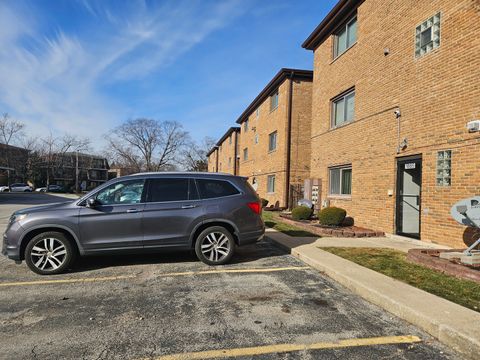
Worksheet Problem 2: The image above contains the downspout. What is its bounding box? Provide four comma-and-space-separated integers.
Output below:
285, 72, 294, 209
233, 130, 238, 175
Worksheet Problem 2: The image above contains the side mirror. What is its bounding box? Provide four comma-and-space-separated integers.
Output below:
86, 198, 98, 208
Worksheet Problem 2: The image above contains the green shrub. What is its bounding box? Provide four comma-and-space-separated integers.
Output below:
291, 206, 313, 221
261, 198, 269, 208
318, 207, 346, 226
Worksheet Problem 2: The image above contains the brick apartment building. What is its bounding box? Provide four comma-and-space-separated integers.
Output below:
303, 0, 480, 247
206, 146, 218, 172
207, 127, 240, 175
0, 143, 30, 185
236, 68, 313, 208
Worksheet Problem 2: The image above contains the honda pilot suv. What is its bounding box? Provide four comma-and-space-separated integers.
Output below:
2, 173, 265, 275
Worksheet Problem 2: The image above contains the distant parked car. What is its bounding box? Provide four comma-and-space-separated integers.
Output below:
9, 183, 32, 192
0, 186, 10, 192
35, 185, 64, 193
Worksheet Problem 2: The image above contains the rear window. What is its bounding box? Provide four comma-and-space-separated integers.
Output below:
196, 179, 240, 199
147, 178, 198, 202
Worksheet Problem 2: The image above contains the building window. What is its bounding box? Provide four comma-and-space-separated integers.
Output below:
436, 150, 451, 186
244, 119, 249, 132
334, 15, 357, 58
254, 134, 259, 144
256, 108, 260, 118
331, 88, 355, 128
329, 165, 352, 195
243, 147, 248, 161
267, 175, 275, 193
229, 135, 232, 145
270, 90, 279, 111
268, 131, 277, 152
415, 13, 440, 58
228, 157, 232, 168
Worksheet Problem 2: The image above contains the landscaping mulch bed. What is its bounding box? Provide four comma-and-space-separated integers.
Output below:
278, 213, 384, 238
407, 249, 480, 284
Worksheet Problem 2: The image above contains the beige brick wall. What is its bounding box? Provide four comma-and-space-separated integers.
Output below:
207, 150, 217, 172
239, 78, 312, 207
217, 131, 240, 175
309, 0, 480, 247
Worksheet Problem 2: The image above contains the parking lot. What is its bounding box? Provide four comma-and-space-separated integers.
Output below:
0, 193, 459, 359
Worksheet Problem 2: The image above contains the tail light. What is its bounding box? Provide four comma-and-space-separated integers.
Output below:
247, 201, 261, 214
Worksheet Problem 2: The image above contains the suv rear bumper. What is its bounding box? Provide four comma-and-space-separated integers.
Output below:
237, 227, 265, 246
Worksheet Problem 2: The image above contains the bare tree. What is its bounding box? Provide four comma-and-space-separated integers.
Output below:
106, 118, 188, 172
181, 136, 216, 172
0, 113, 24, 147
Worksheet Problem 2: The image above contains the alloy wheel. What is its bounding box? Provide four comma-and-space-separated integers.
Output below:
30, 237, 67, 271
200, 232, 231, 262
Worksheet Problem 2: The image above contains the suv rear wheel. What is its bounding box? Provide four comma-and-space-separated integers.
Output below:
195, 226, 235, 265
25, 232, 76, 275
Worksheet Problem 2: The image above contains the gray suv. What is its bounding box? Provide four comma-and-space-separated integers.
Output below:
2, 173, 265, 275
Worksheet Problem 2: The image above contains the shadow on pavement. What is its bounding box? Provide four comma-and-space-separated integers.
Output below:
70, 240, 288, 273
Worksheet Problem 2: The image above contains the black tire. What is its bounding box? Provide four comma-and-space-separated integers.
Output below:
25, 231, 76, 275
195, 226, 235, 266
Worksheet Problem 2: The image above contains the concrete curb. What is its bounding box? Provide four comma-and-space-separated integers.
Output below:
267, 231, 480, 360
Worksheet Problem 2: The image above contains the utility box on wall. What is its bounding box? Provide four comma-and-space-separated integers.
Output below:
304, 178, 322, 211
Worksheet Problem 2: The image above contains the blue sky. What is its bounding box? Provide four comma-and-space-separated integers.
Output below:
0, 0, 337, 150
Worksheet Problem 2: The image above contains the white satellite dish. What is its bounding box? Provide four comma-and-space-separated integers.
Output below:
450, 196, 480, 255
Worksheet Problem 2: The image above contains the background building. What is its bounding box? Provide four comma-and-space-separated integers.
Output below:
303, 0, 480, 247
210, 127, 240, 175
0, 143, 30, 185
236, 68, 313, 208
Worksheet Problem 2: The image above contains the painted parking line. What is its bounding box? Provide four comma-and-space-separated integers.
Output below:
0, 266, 310, 287
144, 335, 422, 360
0, 275, 137, 287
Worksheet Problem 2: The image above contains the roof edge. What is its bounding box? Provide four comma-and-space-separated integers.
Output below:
216, 127, 240, 146
235, 68, 313, 124
302, 0, 362, 50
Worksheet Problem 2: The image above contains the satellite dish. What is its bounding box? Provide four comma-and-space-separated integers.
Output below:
450, 196, 480, 255
297, 199, 313, 209
450, 196, 480, 227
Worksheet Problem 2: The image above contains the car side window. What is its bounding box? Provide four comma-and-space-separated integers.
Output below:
196, 179, 240, 199
95, 179, 145, 205
147, 178, 198, 202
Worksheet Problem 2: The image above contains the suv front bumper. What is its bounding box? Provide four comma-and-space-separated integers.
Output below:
2, 222, 24, 261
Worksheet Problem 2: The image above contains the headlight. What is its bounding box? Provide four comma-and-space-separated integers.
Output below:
9, 213, 27, 225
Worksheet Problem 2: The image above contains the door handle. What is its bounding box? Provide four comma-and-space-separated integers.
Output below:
126, 208, 139, 213
181, 204, 197, 209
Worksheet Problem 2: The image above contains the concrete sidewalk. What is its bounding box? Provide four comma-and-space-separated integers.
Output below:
267, 229, 480, 360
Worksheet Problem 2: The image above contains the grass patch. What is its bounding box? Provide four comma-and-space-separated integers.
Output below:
262, 211, 318, 237
321, 247, 480, 312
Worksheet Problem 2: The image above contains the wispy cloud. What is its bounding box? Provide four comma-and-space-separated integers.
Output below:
0, 0, 247, 148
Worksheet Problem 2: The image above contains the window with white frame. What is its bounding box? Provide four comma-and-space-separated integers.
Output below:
270, 90, 279, 111
254, 134, 259, 144
332, 88, 355, 128
229, 135, 232, 145
228, 157, 232, 168
256, 108, 260, 118
243, 147, 248, 161
244, 119, 249, 132
268, 131, 277, 152
334, 14, 357, 58
267, 175, 275, 193
329, 165, 352, 195
415, 13, 440, 58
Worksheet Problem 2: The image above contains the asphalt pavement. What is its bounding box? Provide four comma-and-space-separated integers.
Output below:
0, 193, 461, 359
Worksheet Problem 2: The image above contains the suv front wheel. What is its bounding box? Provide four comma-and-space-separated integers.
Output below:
25, 232, 76, 275
195, 226, 235, 265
